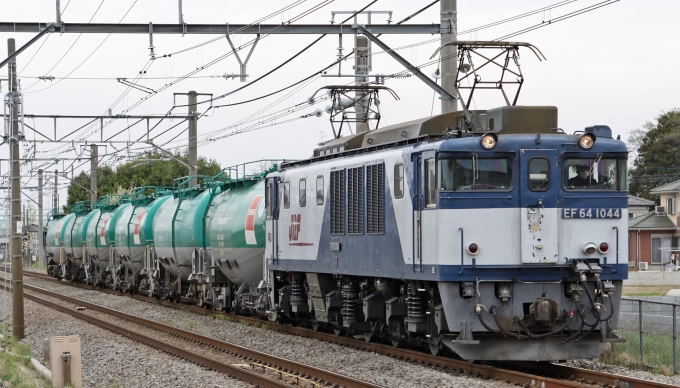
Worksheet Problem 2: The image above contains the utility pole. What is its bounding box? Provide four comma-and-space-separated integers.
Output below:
354, 34, 370, 133
90, 144, 97, 203
354, 12, 370, 133
188, 90, 197, 186
7, 38, 24, 339
38, 169, 44, 272
53, 169, 58, 211
440, 0, 458, 114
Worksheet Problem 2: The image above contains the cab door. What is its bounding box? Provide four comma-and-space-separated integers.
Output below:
265, 178, 279, 264
520, 149, 560, 263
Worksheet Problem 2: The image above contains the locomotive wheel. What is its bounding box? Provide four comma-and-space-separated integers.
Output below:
311, 321, 321, 332
429, 342, 442, 356
391, 339, 401, 348
333, 328, 343, 336
363, 331, 374, 343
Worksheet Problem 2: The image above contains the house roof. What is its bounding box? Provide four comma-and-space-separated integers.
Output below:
650, 180, 680, 195
628, 211, 676, 230
628, 195, 656, 207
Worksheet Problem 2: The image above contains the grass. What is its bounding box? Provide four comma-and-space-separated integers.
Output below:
603, 329, 677, 375
622, 286, 675, 296
0, 335, 50, 388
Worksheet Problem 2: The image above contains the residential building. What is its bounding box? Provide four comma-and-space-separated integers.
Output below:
628, 181, 680, 271
628, 195, 655, 218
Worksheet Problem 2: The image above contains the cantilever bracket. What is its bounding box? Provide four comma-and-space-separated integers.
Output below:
0, 23, 55, 70
226, 33, 260, 82
354, 24, 472, 124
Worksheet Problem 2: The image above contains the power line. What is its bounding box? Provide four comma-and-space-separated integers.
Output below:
23, 0, 107, 92
494, 0, 620, 41
25, 0, 139, 94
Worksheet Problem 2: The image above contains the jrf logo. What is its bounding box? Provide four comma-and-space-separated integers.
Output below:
289, 214, 301, 241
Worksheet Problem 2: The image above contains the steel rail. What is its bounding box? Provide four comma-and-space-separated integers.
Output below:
17, 269, 678, 388
0, 283, 290, 388
2, 275, 381, 388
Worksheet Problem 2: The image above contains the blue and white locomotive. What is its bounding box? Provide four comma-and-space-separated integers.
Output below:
262, 105, 627, 361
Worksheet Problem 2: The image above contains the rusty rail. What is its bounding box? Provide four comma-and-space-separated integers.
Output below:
15, 269, 678, 388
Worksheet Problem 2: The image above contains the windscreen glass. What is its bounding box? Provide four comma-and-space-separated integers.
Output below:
438, 158, 513, 191
563, 158, 627, 190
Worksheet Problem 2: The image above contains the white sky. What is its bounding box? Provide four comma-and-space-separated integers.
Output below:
1, 0, 679, 209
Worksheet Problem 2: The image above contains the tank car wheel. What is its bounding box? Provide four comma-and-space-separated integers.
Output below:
311, 320, 321, 332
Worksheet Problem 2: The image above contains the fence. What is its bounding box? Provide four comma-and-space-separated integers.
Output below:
614, 297, 679, 374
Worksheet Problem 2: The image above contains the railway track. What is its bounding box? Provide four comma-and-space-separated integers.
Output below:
0, 274, 379, 388
11, 269, 676, 388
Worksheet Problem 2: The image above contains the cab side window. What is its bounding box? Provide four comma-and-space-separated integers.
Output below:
299, 179, 306, 207
283, 182, 290, 209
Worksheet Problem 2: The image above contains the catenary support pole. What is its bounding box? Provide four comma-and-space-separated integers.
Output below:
188, 90, 197, 186
7, 38, 24, 339
354, 13, 370, 133
56, 0, 61, 24
90, 144, 97, 203
440, 0, 458, 114
38, 169, 44, 272
53, 169, 58, 211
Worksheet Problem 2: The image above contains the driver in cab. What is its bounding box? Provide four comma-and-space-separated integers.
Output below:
568, 164, 597, 188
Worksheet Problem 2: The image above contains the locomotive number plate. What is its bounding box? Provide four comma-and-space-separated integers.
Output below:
562, 208, 621, 219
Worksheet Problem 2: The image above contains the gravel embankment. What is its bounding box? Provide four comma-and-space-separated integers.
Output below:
17, 275, 506, 388
0, 289, 251, 388
564, 359, 680, 386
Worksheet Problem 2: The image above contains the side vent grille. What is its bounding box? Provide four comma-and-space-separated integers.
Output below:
348, 167, 364, 234
366, 164, 384, 234
330, 170, 345, 234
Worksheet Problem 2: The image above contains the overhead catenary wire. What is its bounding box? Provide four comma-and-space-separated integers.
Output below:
24, 0, 140, 94
23, 0, 108, 92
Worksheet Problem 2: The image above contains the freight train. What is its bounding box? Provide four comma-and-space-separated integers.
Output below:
45, 105, 628, 361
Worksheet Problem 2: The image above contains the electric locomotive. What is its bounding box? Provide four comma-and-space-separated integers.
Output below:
261, 105, 628, 361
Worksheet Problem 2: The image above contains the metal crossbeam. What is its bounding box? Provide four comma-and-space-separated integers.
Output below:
0, 23, 439, 35
0, 23, 54, 69
0, 114, 194, 119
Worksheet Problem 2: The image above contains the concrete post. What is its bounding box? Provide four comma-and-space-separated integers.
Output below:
38, 169, 44, 271
7, 38, 25, 339
354, 33, 370, 133
90, 144, 97, 203
53, 169, 58, 211
188, 91, 197, 186
440, 0, 458, 114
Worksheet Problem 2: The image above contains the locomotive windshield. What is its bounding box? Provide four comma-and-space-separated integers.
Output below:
563, 157, 627, 190
438, 158, 513, 191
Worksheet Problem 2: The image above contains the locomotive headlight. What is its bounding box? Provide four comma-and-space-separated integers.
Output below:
578, 133, 596, 149
467, 243, 480, 255
583, 242, 598, 255
598, 242, 610, 254
480, 133, 498, 150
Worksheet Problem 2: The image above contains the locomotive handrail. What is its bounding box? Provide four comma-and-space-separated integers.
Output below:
613, 226, 619, 273
459, 227, 464, 275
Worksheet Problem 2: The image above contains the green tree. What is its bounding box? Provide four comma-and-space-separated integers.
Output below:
65, 152, 221, 210
627, 109, 680, 200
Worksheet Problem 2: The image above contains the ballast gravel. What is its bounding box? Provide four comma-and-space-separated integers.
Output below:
564, 359, 680, 386
0, 288, 252, 388
17, 275, 506, 388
